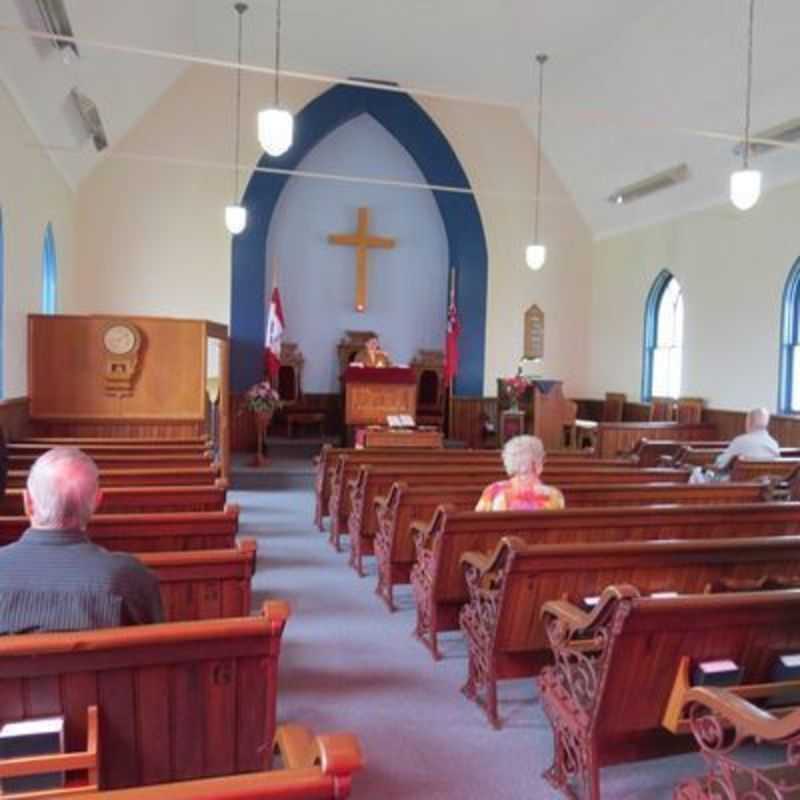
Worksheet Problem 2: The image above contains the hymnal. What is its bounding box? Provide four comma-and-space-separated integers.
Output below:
0, 716, 65, 793
692, 659, 743, 688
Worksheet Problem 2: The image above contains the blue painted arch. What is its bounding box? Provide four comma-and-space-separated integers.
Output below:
230, 83, 488, 395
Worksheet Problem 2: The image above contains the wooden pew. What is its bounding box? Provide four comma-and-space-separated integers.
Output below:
9, 453, 214, 471
0, 723, 363, 800
0, 602, 289, 790
374, 480, 769, 611
0, 506, 240, 552
7, 465, 220, 488
595, 422, 717, 459
345, 463, 691, 574
18, 436, 210, 446
410, 501, 800, 659
536, 587, 800, 799
458, 535, 800, 728
631, 439, 730, 468
313, 444, 628, 530
9, 442, 212, 456
0, 483, 228, 515
730, 458, 800, 482
143, 539, 256, 620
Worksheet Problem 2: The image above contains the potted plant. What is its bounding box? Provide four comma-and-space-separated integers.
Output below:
243, 381, 282, 465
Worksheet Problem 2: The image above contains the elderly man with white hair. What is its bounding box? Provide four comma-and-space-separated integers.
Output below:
0, 447, 163, 634
475, 435, 564, 512
714, 407, 780, 471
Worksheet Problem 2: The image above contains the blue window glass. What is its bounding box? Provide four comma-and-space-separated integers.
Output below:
642, 270, 684, 401
778, 258, 800, 412
42, 223, 57, 314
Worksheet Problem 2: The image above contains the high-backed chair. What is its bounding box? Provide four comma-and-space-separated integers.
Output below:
411, 349, 446, 429
676, 396, 705, 424
649, 396, 676, 421
602, 392, 626, 422
278, 343, 325, 438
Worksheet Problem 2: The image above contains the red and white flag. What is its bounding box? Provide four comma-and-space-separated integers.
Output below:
444, 271, 460, 385
265, 276, 285, 384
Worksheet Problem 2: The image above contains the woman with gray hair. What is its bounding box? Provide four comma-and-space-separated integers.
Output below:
475, 435, 564, 511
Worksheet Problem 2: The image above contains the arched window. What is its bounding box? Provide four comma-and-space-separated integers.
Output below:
778, 258, 800, 412
42, 223, 57, 314
642, 270, 684, 400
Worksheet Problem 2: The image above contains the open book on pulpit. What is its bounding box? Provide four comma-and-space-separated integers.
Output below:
386, 414, 415, 428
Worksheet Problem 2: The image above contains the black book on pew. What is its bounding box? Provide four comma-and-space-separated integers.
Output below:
766, 653, 800, 708
692, 659, 743, 688
0, 716, 65, 793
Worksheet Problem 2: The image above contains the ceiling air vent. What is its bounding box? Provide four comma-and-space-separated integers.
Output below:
34, 0, 78, 59
70, 88, 107, 151
607, 163, 690, 205
733, 117, 800, 159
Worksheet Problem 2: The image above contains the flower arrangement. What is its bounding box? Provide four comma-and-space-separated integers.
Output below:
502, 376, 532, 410
243, 381, 282, 416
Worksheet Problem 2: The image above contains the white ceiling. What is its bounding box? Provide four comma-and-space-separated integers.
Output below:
1, 0, 799, 237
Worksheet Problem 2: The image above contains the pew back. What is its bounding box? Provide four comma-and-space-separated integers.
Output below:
7, 466, 220, 488
0, 603, 289, 790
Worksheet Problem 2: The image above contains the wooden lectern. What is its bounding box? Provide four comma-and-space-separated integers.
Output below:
496, 378, 575, 451
344, 366, 417, 426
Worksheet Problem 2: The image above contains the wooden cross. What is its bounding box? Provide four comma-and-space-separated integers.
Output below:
328, 207, 396, 312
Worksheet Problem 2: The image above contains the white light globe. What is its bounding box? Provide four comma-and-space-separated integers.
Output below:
258, 108, 294, 156
526, 244, 546, 271
225, 204, 247, 235
730, 169, 762, 211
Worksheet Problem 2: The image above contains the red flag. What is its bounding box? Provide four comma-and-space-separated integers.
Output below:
265, 285, 285, 384
444, 278, 460, 385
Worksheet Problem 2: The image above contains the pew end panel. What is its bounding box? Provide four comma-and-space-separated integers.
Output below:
673, 686, 800, 800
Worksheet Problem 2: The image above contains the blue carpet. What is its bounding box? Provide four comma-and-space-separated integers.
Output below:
233, 485, 706, 799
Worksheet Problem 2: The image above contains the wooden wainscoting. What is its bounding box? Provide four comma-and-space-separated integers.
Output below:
28, 419, 207, 439
0, 397, 30, 440
704, 408, 800, 446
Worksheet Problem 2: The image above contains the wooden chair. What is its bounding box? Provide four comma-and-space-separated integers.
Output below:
676, 396, 705, 424
411, 350, 446, 429
601, 392, 626, 422
649, 396, 676, 421
277, 343, 326, 438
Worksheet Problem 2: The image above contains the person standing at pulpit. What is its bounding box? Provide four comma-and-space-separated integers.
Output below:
476, 435, 565, 511
354, 336, 392, 367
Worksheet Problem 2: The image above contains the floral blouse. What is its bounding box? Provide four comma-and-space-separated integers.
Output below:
475, 475, 565, 512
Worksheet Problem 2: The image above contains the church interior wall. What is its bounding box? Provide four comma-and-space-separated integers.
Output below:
589, 179, 800, 410
0, 80, 75, 397
73, 64, 594, 399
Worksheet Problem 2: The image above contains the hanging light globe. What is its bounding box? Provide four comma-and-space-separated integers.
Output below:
526, 244, 546, 271
225, 204, 247, 235
258, 108, 294, 157
729, 168, 762, 211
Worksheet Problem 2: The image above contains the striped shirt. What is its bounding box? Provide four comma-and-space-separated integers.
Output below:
0, 529, 164, 634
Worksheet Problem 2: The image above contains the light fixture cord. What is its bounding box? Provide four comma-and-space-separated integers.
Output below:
743, 0, 755, 168
234, 6, 244, 200
534, 55, 546, 243
274, 0, 282, 107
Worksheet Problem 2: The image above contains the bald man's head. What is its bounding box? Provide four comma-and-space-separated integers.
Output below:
745, 407, 770, 433
24, 448, 101, 530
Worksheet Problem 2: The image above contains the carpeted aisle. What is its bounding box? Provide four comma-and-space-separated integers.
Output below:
233, 485, 704, 799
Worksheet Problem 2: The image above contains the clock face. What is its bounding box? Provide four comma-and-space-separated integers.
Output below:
103, 324, 137, 355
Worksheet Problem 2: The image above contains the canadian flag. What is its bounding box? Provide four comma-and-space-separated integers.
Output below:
444, 273, 460, 385
265, 284, 285, 384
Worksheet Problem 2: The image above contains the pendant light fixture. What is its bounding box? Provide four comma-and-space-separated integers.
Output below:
225, 2, 248, 235
258, 0, 293, 157
526, 54, 548, 271
730, 0, 761, 211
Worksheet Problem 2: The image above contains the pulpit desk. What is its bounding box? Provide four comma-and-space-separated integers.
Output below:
496, 378, 575, 451
343, 366, 417, 426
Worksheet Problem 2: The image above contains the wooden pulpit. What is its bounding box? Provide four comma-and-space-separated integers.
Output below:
344, 366, 417, 426
496, 378, 574, 451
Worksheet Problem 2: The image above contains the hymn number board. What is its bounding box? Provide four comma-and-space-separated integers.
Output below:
524, 305, 545, 360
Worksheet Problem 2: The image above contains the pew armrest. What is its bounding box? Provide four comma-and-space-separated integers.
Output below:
275, 723, 364, 776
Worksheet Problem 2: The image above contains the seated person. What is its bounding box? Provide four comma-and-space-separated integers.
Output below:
475, 435, 564, 511
0, 447, 164, 634
714, 407, 780, 470
353, 336, 392, 368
